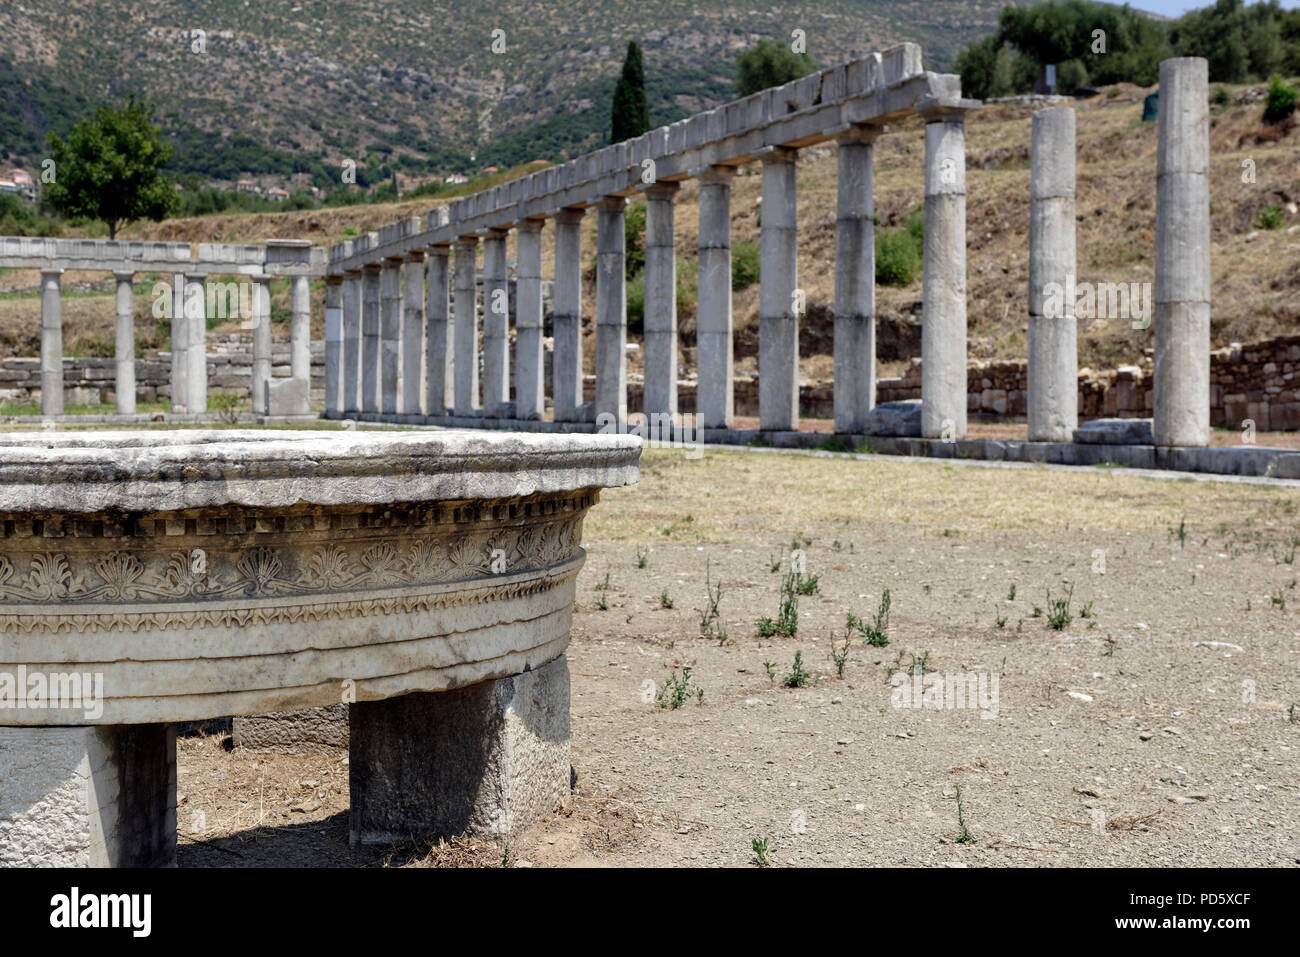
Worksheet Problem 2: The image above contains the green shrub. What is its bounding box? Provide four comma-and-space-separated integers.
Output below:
1254, 204, 1284, 230
675, 256, 697, 315
876, 225, 921, 286
731, 238, 760, 289
626, 274, 645, 333
1263, 75, 1298, 124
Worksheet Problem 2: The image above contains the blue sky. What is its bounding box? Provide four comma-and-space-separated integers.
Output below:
1134, 0, 1299, 13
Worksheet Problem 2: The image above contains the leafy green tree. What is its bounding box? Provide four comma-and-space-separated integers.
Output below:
45, 94, 177, 238
611, 41, 650, 144
1171, 0, 1292, 82
736, 38, 818, 97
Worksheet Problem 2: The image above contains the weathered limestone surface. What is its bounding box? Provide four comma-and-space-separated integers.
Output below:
697, 167, 735, 428
515, 220, 546, 420
482, 230, 511, 417
342, 267, 362, 414
1027, 106, 1078, 442
1154, 57, 1211, 447
454, 239, 480, 415
349, 654, 570, 842
401, 253, 425, 416
251, 276, 272, 415
380, 259, 402, 415
324, 277, 343, 415
425, 246, 452, 416
833, 127, 879, 434
114, 273, 136, 416
361, 265, 381, 414
0, 724, 176, 867
643, 184, 679, 417
596, 197, 628, 423
758, 148, 799, 432
234, 705, 348, 753
553, 209, 585, 422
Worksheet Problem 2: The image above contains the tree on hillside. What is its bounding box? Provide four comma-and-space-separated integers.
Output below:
1171, 0, 1290, 82
736, 38, 818, 97
611, 41, 650, 144
45, 94, 177, 238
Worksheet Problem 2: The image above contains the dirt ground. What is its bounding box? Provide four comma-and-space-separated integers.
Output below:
177, 446, 1300, 867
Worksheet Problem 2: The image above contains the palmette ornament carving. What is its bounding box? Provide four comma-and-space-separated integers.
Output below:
0, 494, 591, 634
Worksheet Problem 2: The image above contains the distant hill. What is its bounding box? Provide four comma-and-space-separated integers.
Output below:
0, 0, 1004, 189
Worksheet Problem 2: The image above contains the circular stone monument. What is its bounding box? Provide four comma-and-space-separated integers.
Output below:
0, 429, 639, 866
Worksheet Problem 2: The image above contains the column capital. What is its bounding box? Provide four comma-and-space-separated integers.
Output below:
600, 195, 628, 212
517, 216, 546, 233
833, 123, 886, 146
39, 268, 64, 278
405, 248, 426, 262
361, 261, 382, 273
917, 97, 980, 123
325, 273, 344, 284
113, 271, 135, 281
555, 206, 586, 224
642, 180, 681, 198
755, 145, 797, 165
454, 235, 480, 248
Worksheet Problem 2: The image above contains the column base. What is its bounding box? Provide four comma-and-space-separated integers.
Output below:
0, 724, 176, 867
348, 654, 571, 844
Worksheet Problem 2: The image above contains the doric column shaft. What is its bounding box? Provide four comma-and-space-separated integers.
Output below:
425, 246, 452, 416
113, 273, 135, 415
169, 274, 187, 413
514, 219, 545, 421
361, 265, 382, 414
834, 127, 880, 434
1027, 106, 1078, 442
324, 276, 343, 416
482, 229, 511, 417
401, 252, 425, 416
185, 273, 208, 415
39, 269, 64, 416
758, 148, 799, 432
643, 182, 679, 419
342, 270, 363, 414
290, 274, 311, 382
251, 275, 273, 415
380, 258, 403, 415
453, 238, 480, 415
697, 166, 735, 429
1154, 57, 1211, 447
552, 209, 585, 422
921, 107, 968, 439
596, 197, 628, 424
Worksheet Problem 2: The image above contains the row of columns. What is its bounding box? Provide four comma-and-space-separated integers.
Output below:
328, 60, 1207, 448
35, 271, 313, 418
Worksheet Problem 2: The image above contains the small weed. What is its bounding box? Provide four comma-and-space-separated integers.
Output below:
1288, 703, 1297, 725
698, 558, 726, 641
768, 552, 782, 573
1007, 583, 1016, 602
757, 570, 800, 637
636, 547, 648, 569
828, 630, 852, 678
795, 573, 820, 596
1102, 633, 1117, 657
659, 588, 674, 609
1172, 517, 1187, 548
846, 589, 891, 647
1270, 589, 1286, 611
751, 837, 772, 866
783, 649, 811, 688
909, 650, 931, 677
594, 572, 611, 611
994, 608, 1007, 629
923, 584, 932, 595
657, 667, 701, 710
763, 660, 776, 683
1046, 583, 1074, 630
1080, 599, 1095, 619
952, 784, 977, 845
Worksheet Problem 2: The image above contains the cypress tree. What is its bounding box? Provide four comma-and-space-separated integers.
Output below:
611, 41, 650, 143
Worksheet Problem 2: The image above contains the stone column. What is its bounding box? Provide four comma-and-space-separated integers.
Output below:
342, 269, 362, 415
425, 245, 452, 416
0, 724, 176, 867
185, 273, 208, 415
1154, 57, 1211, 448
921, 106, 968, 440
834, 127, 880, 434
324, 276, 343, 416
402, 251, 425, 416
169, 274, 187, 414
697, 167, 735, 429
380, 257, 402, 415
643, 182, 679, 419
39, 269, 64, 416
759, 148, 799, 432
289, 273, 311, 412
453, 238, 480, 415
482, 228, 511, 417
552, 208, 585, 422
348, 655, 570, 843
596, 197, 628, 425
251, 275, 272, 415
515, 219, 545, 420
113, 273, 135, 415
361, 264, 381, 414
1027, 106, 1078, 442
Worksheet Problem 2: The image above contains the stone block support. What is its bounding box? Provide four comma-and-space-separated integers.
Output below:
361, 264, 382, 414
643, 183, 679, 418
453, 238, 480, 416
515, 219, 546, 420
169, 274, 187, 414
697, 167, 735, 428
834, 127, 880, 434
348, 654, 571, 843
1027, 106, 1078, 442
251, 275, 272, 415
921, 106, 969, 439
380, 258, 403, 415
425, 246, 453, 416
113, 273, 135, 415
342, 270, 363, 415
324, 276, 343, 415
185, 274, 208, 415
758, 148, 799, 432
596, 197, 628, 424
39, 269, 65, 416
552, 209, 585, 422
401, 252, 425, 415
482, 229, 511, 417
1154, 57, 1211, 448
0, 724, 176, 867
